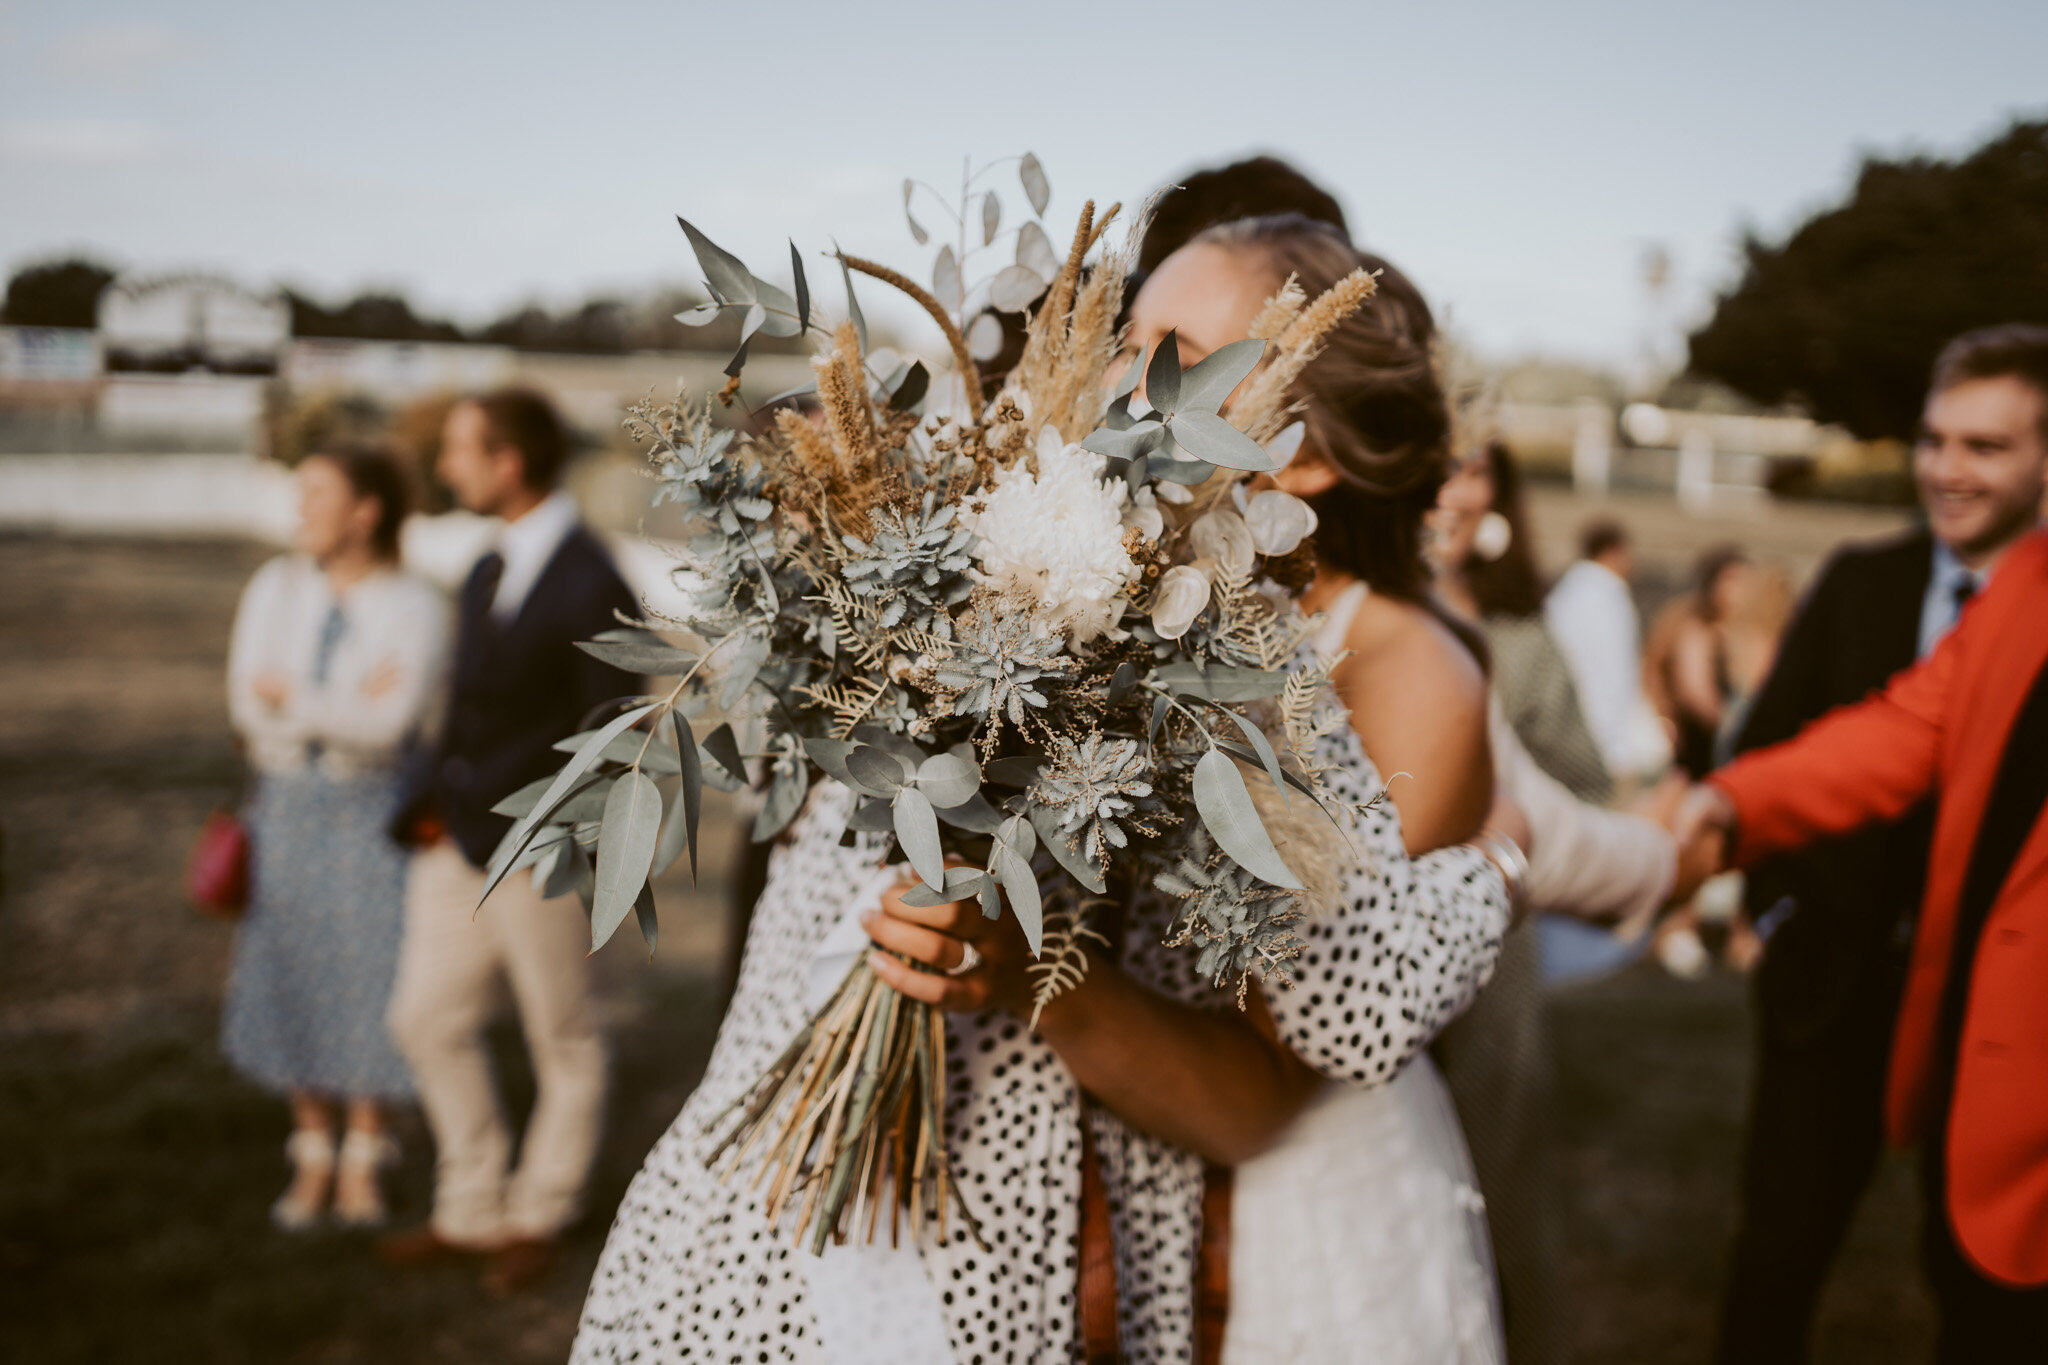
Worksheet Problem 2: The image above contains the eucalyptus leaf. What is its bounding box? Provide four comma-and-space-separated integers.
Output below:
1028, 802, 1107, 894
551, 728, 682, 776
935, 791, 1006, 833
753, 760, 808, 841
1113, 342, 1147, 399
526, 833, 566, 892
989, 264, 1043, 313
804, 735, 862, 788
748, 280, 802, 339
1015, 219, 1058, 277
888, 361, 930, 412
1150, 453, 1217, 485
1177, 338, 1266, 412
981, 754, 1047, 787
834, 248, 868, 352
575, 634, 697, 676
484, 702, 657, 905
701, 722, 747, 786
492, 773, 562, 818
737, 302, 768, 348
633, 880, 659, 958
982, 190, 1001, 245
846, 745, 907, 795
718, 633, 770, 710
996, 814, 1037, 861
932, 245, 962, 311
893, 787, 946, 892
966, 312, 1005, 362
898, 865, 985, 907
1192, 749, 1303, 889
915, 751, 980, 809
1214, 737, 1331, 810
977, 873, 1002, 921
1265, 420, 1306, 468
1019, 153, 1051, 216
1214, 704, 1289, 807
847, 797, 896, 832
902, 179, 928, 245
790, 240, 811, 332
1165, 408, 1275, 471
1154, 662, 1290, 701
722, 337, 751, 379
1149, 693, 1170, 747
1107, 661, 1137, 705
542, 834, 590, 900
673, 711, 703, 880
674, 301, 722, 326
1146, 329, 1182, 413
676, 217, 755, 306
848, 725, 924, 777
1079, 419, 1167, 463
592, 770, 665, 952
992, 845, 1043, 954
555, 776, 617, 825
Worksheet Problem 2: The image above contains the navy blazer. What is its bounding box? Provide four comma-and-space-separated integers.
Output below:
432, 524, 638, 867
1734, 526, 1935, 1037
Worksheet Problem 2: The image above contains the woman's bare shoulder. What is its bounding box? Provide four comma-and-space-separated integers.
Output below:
1338, 594, 1487, 705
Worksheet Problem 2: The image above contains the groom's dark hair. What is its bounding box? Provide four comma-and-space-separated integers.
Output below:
473, 386, 571, 492
1137, 155, 1349, 278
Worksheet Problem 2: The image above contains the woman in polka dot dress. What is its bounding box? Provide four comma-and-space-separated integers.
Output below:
571, 216, 1523, 1364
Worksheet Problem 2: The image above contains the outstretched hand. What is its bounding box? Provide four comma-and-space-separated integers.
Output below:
1661, 782, 1737, 904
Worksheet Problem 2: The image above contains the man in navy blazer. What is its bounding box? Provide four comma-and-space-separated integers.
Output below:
383, 388, 636, 1294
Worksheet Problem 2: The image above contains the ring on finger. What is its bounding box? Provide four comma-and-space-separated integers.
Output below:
945, 941, 984, 977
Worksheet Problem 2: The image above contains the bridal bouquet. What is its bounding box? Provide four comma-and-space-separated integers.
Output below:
482, 157, 1380, 1253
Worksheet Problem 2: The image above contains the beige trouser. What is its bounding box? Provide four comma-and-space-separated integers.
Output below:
388, 839, 608, 1244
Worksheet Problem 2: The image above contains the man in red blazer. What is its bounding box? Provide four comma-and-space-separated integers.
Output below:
1679, 525, 2048, 1359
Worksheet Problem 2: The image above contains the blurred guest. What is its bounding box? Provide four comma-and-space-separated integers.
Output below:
1643, 545, 1750, 780
1433, 439, 1694, 1365
1543, 519, 1671, 787
380, 389, 636, 1294
1678, 524, 2048, 1362
1714, 560, 1794, 768
1437, 439, 1611, 801
1714, 324, 2048, 1364
223, 445, 449, 1230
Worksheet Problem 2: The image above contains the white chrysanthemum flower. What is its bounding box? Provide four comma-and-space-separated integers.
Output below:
964, 434, 1139, 643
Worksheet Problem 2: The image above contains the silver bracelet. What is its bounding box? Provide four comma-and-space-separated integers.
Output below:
1472, 828, 1529, 907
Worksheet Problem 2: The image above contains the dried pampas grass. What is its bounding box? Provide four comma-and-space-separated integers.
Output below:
1229, 267, 1381, 443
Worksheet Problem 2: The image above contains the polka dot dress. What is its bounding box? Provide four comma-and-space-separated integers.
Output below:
573, 726, 1508, 1364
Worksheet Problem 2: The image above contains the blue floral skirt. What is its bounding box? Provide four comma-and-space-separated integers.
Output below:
220, 768, 415, 1099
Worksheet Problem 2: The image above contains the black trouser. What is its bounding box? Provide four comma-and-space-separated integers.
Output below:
1715, 944, 1905, 1364
1921, 1110, 2048, 1361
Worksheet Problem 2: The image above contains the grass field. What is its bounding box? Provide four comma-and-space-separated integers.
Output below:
0, 529, 1933, 1363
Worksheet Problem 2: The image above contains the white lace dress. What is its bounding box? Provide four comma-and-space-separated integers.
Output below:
572, 622, 1511, 1363
1221, 583, 1506, 1365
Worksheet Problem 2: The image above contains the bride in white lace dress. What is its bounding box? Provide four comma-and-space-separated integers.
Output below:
572, 216, 1526, 1364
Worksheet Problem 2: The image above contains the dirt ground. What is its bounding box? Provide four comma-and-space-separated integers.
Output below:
0, 509, 1934, 1364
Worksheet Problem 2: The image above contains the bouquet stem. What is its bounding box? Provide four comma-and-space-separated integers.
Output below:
704, 958, 986, 1253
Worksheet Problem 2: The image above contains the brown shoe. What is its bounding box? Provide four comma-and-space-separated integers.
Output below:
482, 1235, 559, 1295
376, 1224, 490, 1268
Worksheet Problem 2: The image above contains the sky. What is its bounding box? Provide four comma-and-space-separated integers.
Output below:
3, 0, 2044, 369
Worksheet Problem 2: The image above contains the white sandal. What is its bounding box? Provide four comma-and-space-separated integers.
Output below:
331, 1130, 400, 1229
271, 1129, 337, 1232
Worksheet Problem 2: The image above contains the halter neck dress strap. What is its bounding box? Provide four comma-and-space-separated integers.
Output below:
1313, 580, 1371, 658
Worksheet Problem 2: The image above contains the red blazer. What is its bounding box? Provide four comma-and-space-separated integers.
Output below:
1711, 528, 2048, 1288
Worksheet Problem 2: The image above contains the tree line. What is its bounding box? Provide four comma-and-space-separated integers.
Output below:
0, 263, 802, 357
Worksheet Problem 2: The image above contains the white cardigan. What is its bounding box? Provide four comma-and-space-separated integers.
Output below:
227, 555, 451, 778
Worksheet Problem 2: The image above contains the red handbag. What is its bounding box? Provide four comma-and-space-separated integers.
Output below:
186, 808, 251, 919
